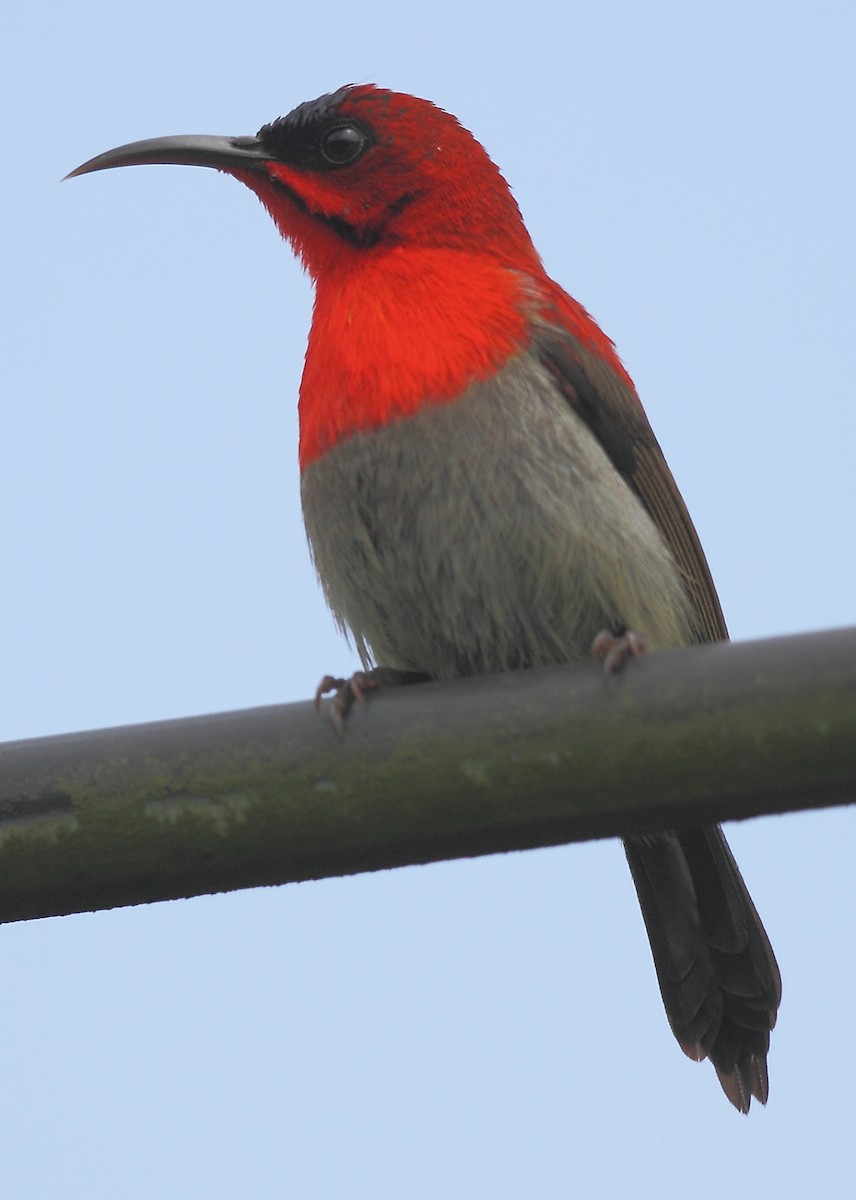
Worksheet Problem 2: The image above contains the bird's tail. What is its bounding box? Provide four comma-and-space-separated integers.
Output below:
624, 825, 781, 1112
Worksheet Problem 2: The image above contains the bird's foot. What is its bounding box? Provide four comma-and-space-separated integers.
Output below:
590, 627, 649, 680
315, 667, 431, 735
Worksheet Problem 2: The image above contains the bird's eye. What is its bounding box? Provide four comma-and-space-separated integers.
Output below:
320, 124, 367, 166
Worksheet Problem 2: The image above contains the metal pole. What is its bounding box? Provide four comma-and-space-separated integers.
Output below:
1, 626, 854, 924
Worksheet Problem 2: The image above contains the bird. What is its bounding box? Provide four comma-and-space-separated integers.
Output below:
67, 84, 781, 1111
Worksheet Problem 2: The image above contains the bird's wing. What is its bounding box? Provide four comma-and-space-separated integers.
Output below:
532, 318, 728, 644
532, 296, 781, 1113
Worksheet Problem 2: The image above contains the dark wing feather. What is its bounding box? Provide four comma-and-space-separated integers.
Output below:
532, 319, 781, 1111
533, 323, 727, 643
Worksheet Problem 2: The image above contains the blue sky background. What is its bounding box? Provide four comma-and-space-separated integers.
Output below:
3, 2, 855, 1195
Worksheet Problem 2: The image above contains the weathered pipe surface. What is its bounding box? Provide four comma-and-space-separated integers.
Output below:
0, 626, 853, 923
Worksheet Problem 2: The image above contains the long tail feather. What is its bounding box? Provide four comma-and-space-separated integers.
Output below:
624, 826, 781, 1112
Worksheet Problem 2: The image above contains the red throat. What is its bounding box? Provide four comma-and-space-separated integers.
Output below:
293, 256, 634, 468
296, 248, 533, 467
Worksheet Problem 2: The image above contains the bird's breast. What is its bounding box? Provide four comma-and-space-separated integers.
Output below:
297, 249, 532, 468
300, 349, 694, 678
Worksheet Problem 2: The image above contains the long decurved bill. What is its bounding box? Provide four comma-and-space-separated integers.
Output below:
65, 134, 270, 180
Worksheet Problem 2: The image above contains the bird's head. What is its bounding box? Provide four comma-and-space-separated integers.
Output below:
67, 85, 540, 279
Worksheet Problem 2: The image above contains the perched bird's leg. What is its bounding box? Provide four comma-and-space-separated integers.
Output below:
315, 667, 431, 735
590, 627, 650, 678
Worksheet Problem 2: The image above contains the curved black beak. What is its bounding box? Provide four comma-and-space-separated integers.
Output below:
65, 134, 271, 180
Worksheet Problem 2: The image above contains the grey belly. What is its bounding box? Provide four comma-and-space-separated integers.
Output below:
300, 353, 694, 678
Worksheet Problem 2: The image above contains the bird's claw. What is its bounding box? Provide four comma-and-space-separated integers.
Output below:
315, 667, 431, 735
314, 671, 378, 735
590, 628, 649, 681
